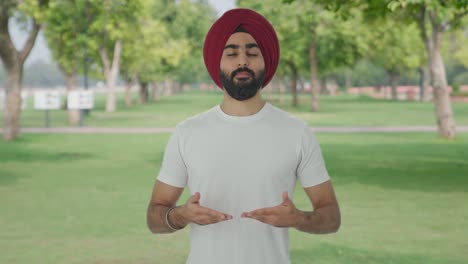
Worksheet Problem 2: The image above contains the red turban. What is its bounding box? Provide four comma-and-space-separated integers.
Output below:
203, 8, 280, 89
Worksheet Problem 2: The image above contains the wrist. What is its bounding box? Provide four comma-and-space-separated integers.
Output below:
291, 209, 306, 229
171, 206, 190, 228
166, 206, 185, 231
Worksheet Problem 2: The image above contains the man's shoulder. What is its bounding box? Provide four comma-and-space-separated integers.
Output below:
175, 105, 218, 132
267, 103, 309, 130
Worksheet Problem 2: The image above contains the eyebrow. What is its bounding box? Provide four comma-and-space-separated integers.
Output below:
224, 43, 260, 50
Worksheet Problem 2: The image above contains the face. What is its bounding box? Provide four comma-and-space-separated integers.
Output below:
220, 32, 266, 101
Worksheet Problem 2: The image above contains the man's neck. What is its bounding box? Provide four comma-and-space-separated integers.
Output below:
220, 92, 266, 117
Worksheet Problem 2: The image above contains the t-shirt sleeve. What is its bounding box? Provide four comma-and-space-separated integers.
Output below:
157, 127, 188, 188
296, 127, 330, 188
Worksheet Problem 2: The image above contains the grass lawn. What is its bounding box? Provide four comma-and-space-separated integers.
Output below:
1, 133, 467, 263
5, 90, 468, 128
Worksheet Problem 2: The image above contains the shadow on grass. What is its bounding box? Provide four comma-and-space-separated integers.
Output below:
324, 141, 468, 193
291, 243, 460, 264
0, 168, 22, 186
0, 144, 94, 185
0, 147, 94, 163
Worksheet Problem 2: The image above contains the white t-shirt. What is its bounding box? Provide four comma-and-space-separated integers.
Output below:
158, 102, 330, 264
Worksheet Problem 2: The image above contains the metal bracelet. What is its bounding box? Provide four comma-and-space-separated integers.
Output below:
165, 206, 183, 231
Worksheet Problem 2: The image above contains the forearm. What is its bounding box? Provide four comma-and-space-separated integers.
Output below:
293, 204, 341, 234
147, 204, 188, 234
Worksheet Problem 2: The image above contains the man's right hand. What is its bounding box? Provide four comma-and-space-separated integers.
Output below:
173, 192, 233, 227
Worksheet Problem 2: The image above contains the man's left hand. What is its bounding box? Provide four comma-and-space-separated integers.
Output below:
241, 192, 301, 228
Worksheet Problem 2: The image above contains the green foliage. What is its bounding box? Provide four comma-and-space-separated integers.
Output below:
44, 0, 87, 75
368, 19, 423, 77
121, 0, 184, 83
158, 0, 216, 84
239, 0, 367, 79
16, 0, 50, 23
119, 0, 215, 84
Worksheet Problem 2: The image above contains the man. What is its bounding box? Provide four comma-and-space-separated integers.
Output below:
147, 8, 340, 264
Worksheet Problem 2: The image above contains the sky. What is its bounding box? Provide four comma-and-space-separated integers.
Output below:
10, 0, 236, 66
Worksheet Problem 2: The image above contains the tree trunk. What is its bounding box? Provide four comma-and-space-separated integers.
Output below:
266, 77, 274, 101
271, 75, 281, 101
309, 41, 320, 112
288, 62, 298, 107
139, 82, 149, 104
124, 81, 133, 107
418, 64, 430, 102
278, 79, 285, 104
389, 71, 399, 101
152, 82, 160, 102
345, 69, 352, 91
3, 64, 23, 140
164, 79, 173, 96
174, 82, 181, 94
418, 8, 456, 138
99, 39, 122, 113
0, 15, 41, 140
320, 78, 327, 95
64, 72, 80, 126
430, 32, 456, 138
428, 13, 456, 138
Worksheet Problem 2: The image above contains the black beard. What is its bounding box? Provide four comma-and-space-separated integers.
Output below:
220, 67, 265, 101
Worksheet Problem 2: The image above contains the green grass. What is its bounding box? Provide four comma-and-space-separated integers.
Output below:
4, 90, 468, 128
1, 133, 467, 263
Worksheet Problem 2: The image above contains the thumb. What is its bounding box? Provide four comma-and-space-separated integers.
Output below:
189, 192, 201, 204
282, 191, 290, 205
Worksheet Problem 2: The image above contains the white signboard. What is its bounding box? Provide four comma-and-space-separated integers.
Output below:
68, 90, 94, 110
34, 90, 61, 110
0, 91, 28, 110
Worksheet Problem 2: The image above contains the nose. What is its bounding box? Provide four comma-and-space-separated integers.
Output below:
237, 53, 249, 67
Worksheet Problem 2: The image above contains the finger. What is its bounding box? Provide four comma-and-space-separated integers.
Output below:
197, 206, 233, 220
196, 210, 233, 225
282, 191, 289, 203
248, 214, 275, 225
198, 215, 232, 225
243, 207, 276, 217
282, 191, 291, 205
189, 192, 200, 204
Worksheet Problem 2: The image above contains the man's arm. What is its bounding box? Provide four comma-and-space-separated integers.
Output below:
242, 180, 340, 234
147, 180, 233, 234
147, 180, 184, 233
295, 180, 341, 234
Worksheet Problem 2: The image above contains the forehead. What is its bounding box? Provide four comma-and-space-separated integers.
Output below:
224, 32, 258, 47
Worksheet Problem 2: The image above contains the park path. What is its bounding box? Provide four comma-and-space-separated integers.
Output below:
1, 126, 468, 134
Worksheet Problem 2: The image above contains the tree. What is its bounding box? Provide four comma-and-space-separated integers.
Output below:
0, 0, 49, 140
398, 0, 467, 138
287, 0, 467, 138
168, 0, 217, 88
367, 19, 423, 100
240, 0, 366, 111
44, 0, 89, 125
87, 0, 142, 113
119, 0, 190, 104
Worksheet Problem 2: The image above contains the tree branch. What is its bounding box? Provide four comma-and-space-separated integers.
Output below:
99, 47, 111, 79
443, 9, 468, 29
111, 39, 122, 75
18, 19, 41, 64
0, 3, 18, 68
416, 6, 429, 48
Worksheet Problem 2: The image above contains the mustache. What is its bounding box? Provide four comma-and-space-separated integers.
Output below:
231, 67, 256, 79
